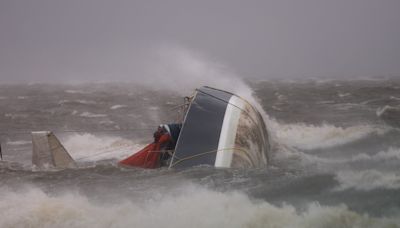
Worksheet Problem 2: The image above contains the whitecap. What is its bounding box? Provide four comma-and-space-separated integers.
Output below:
338, 92, 351, 98
58, 100, 70, 105
4, 113, 29, 119
148, 106, 159, 110
376, 105, 399, 117
110, 105, 128, 110
316, 100, 335, 104
64, 90, 90, 94
0, 185, 398, 228
79, 112, 107, 118
350, 147, 400, 162
336, 170, 400, 191
99, 120, 115, 125
273, 122, 386, 150
59, 100, 96, 105
76, 100, 97, 105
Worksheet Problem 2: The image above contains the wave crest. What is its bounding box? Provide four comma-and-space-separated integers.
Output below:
336, 170, 400, 191
273, 122, 386, 150
0, 185, 398, 228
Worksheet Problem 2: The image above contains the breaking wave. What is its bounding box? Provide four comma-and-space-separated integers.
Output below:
272, 122, 386, 150
350, 147, 400, 162
376, 105, 400, 117
336, 170, 400, 191
288, 146, 400, 164
0, 185, 398, 228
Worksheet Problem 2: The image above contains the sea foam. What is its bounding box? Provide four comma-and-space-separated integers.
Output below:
336, 170, 400, 191
272, 122, 386, 150
0, 184, 397, 228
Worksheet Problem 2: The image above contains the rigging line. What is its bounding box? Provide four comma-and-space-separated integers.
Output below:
74, 146, 135, 161
169, 102, 190, 111
76, 148, 174, 161
169, 147, 248, 167
144, 149, 174, 164
0, 127, 156, 136
53, 128, 155, 133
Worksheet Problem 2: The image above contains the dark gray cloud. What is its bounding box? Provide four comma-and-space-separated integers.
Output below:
0, 0, 399, 82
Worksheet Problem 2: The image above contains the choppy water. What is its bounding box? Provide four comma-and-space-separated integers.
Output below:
1, 79, 400, 228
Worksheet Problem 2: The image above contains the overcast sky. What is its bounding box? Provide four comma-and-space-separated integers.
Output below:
0, 0, 399, 83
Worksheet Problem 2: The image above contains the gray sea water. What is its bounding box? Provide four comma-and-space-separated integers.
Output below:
1, 79, 400, 227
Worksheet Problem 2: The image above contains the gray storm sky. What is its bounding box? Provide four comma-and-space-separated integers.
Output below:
0, 0, 399, 83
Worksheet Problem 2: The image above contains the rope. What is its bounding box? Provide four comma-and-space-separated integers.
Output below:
74, 145, 142, 161
0, 128, 156, 136
76, 146, 245, 167
75, 146, 174, 162
169, 147, 248, 167
74, 149, 122, 161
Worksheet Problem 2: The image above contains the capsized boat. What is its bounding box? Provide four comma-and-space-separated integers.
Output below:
31, 86, 270, 169
120, 86, 270, 169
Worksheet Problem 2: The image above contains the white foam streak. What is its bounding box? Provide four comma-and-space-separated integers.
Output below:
351, 147, 400, 162
272, 122, 385, 150
376, 105, 400, 117
59, 100, 97, 105
64, 90, 90, 94
110, 105, 128, 110
0, 185, 397, 228
336, 170, 400, 191
79, 112, 107, 118
4, 113, 29, 119
293, 147, 400, 166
